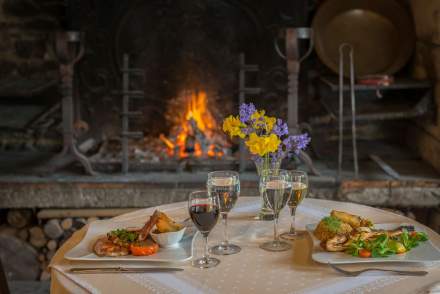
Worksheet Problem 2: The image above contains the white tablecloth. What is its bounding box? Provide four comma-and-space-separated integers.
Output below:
50, 197, 440, 294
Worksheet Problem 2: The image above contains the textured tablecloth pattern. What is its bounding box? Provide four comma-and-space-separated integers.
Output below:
50, 197, 440, 294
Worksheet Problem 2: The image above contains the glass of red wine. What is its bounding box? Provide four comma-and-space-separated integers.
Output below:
188, 190, 221, 268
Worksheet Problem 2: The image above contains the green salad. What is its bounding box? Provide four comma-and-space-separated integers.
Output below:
108, 229, 139, 243
347, 230, 428, 258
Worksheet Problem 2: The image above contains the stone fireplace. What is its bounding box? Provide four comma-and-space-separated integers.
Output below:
1, 0, 440, 286
65, 0, 295, 173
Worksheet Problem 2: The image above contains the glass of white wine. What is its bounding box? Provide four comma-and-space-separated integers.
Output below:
207, 171, 241, 255
280, 170, 308, 240
260, 169, 292, 252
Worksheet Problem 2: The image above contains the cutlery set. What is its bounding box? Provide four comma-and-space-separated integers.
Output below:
69, 263, 428, 276
328, 263, 428, 277
70, 267, 184, 274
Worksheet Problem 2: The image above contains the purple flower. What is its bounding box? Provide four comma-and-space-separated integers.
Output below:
283, 133, 311, 155
293, 133, 311, 152
251, 155, 263, 165
252, 153, 283, 169
269, 147, 285, 165
273, 119, 288, 137
242, 127, 252, 135
239, 103, 256, 123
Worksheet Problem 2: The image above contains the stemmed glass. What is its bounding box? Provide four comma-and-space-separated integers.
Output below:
188, 191, 221, 268
260, 169, 293, 252
280, 170, 308, 240
207, 171, 241, 255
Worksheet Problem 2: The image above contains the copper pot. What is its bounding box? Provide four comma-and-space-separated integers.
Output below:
312, 0, 415, 77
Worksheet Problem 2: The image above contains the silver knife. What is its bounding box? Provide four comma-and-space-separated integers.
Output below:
69, 267, 184, 274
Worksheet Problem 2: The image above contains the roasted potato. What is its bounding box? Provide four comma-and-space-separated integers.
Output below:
313, 216, 353, 242
330, 210, 372, 228
156, 211, 183, 233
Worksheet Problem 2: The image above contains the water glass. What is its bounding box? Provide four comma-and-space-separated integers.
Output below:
207, 171, 241, 255
259, 169, 292, 252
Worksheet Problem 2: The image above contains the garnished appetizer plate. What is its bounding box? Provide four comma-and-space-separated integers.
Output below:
306, 210, 440, 264
65, 211, 196, 262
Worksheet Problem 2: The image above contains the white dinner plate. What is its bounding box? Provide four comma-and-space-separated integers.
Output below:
305, 223, 440, 264
65, 220, 196, 262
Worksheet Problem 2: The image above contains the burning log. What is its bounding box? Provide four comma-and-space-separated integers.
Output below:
189, 118, 209, 156
159, 89, 230, 159
184, 133, 196, 155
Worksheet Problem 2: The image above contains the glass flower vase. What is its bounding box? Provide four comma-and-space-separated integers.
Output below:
254, 158, 282, 221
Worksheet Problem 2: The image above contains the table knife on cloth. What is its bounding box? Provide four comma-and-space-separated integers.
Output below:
69, 267, 183, 274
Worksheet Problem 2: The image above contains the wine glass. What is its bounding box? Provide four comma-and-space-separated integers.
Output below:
207, 171, 241, 255
280, 170, 308, 240
259, 169, 292, 252
188, 191, 221, 268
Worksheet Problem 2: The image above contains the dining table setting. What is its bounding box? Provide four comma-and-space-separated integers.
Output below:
49, 168, 440, 294
50, 104, 440, 293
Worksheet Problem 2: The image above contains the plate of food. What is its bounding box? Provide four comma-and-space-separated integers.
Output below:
65, 210, 196, 262
306, 210, 440, 264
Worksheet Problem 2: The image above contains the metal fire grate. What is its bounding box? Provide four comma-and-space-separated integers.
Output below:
120, 54, 145, 174
238, 53, 261, 172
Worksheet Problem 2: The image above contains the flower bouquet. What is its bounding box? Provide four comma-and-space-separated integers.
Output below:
223, 103, 310, 219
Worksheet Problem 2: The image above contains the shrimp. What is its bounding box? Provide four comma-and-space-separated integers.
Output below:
137, 210, 160, 241
93, 237, 130, 257
323, 234, 348, 252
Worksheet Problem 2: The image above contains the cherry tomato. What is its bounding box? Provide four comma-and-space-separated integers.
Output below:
359, 249, 371, 258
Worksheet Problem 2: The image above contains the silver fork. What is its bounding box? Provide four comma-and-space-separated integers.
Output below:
329, 263, 428, 277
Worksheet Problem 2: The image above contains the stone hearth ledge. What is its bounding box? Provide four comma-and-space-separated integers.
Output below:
0, 172, 336, 208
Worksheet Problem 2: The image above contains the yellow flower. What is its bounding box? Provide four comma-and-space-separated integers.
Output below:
251, 110, 265, 130
251, 110, 265, 121
223, 115, 245, 138
251, 111, 276, 133
264, 116, 276, 132
245, 133, 281, 156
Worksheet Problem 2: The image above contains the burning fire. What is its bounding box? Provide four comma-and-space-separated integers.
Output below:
160, 90, 225, 158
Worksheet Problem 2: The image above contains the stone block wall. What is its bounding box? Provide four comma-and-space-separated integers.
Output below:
410, 1, 440, 173
0, 0, 62, 80
0, 208, 101, 281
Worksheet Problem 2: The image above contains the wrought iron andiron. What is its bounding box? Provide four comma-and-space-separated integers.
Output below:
276, 27, 320, 175
46, 31, 96, 175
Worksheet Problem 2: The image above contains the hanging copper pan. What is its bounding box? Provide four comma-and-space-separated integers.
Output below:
312, 0, 415, 77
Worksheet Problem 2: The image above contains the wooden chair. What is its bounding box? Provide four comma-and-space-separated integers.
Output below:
0, 259, 10, 294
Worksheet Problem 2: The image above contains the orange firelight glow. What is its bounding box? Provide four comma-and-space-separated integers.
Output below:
160, 90, 223, 158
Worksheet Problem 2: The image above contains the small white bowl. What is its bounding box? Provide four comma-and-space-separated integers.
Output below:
150, 227, 186, 248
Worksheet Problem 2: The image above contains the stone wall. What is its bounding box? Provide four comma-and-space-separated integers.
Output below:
410, 1, 440, 172
0, 0, 62, 80
0, 208, 101, 281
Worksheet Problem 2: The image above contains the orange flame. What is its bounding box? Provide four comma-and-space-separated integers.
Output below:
160, 90, 223, 158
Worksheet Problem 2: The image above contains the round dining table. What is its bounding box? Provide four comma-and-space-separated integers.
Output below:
50, 197, 440, 294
